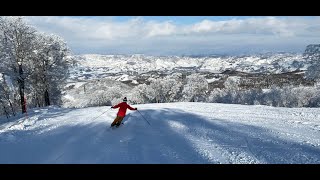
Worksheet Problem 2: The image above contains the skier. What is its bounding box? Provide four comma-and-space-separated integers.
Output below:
110, 97, 137, 127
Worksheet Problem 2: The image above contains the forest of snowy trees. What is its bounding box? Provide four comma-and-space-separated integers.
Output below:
129, 74, 320, 108
0, 17, 71, 118
64, 68, 320, 109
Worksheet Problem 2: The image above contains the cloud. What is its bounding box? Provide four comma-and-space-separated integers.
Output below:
189, 17, 312, 37
24, 16, 320, 55
145, 21, 177, 37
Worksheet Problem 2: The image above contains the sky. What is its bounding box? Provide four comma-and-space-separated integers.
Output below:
1, 102, 320, 163
24, 16, 320, 56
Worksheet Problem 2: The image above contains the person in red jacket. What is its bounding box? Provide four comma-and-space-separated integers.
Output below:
110, 97, 137, 127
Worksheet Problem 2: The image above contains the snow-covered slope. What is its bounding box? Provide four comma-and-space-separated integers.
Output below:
1, 102, 319, 164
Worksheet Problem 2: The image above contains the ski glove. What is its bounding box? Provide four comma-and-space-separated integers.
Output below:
135, 108, 138, 110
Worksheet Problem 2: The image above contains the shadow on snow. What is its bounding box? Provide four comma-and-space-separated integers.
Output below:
0, 107, 319, 164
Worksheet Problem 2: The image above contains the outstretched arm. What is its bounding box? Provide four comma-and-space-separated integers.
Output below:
127, 104, 137, 110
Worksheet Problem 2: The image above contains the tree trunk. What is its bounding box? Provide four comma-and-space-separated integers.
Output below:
44, 89, 50, 106
191, 96, 195, 102
18, 64, 26, 113
36, 95, 41, 107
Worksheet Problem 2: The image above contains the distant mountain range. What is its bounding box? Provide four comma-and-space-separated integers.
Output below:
69, 52, 310, 81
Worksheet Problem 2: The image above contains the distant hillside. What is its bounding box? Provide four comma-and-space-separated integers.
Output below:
71, 53, 307, 76
68, 52, 312, 90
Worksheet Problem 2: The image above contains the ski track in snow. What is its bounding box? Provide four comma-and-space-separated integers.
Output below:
0, 102, 320, 164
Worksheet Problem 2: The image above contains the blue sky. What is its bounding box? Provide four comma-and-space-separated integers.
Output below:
25, 16, 320, 55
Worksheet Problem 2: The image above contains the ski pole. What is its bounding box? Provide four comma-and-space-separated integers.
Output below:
89, 108, 111, 121
137, 110, 151, 126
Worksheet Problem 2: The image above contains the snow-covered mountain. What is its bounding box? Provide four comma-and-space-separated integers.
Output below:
66, 53, 313, 93
69, 53, 308, 81
1, 102, 319, 164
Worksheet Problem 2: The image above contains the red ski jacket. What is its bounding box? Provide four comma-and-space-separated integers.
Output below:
112, 102, 136, 117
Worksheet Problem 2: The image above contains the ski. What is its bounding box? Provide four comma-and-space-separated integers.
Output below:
109, 122, 124, 130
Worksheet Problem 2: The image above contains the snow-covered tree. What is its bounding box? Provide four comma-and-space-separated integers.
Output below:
209, 76, 241, 104
208, 88, 228, 103
161, 73, 183, 102
62, 79, 131, 108
0, 16, 36, 113
0, 73, 17, 117
0, 17, 71, 116
128, 73, 183, 104
28, 33, 70, 107
147, 76, 183, 103
304, 44, 320, 80
129, 84, 150, 104
308, 89, 320, 107
224, 76, 241, 91
182, 73, 208, 102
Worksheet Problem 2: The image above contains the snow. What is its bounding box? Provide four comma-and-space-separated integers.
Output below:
117, 74, 130, 81
0, 102, 319, 164
65, 82, 87, 89
206, 77, 220, 83
131, 80, 138, 84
